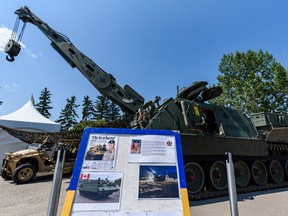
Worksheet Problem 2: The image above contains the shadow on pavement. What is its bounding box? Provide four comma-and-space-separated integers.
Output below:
6, 172, 72, 185
190, 187, 288, 207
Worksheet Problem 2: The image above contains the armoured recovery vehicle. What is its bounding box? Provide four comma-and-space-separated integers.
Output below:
85, 144, 107, 160
1, 134, 79, 184
78, 178, 119, 200
4, 6, 288, 199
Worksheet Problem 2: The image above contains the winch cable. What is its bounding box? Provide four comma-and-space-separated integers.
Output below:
5, 16, 26, 62
11, 16, 19, 40
11, 16, 26, 43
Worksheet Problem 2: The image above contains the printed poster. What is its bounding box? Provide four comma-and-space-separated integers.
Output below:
128, 135, 176, 163
72, 172, 123, 213
138, 165, 180, 199
82, 134, 118, 171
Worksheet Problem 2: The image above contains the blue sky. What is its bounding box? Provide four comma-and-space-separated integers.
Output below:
1, 1, 288, 121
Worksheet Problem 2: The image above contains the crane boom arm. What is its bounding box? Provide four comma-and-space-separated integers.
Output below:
14, 6, 144, 116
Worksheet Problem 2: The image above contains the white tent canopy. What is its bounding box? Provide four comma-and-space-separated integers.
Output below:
0, 96, 61, 133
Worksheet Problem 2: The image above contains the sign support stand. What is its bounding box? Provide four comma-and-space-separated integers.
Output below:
226, 152, 239, 216
47, 146, 66, 216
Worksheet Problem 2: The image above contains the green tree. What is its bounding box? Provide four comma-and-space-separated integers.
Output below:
213, 50, 288, 113
81, 95, 95, 121
35, 87, 53, 118
107, 101, 121, 122
73, 119, 107, 131
73, 118, 124, 131
56, 96, 79, 131
94, 95, 110, 121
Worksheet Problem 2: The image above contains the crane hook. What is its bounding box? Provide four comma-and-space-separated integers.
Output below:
4, 39, 21, 62
6, 55, 15, 62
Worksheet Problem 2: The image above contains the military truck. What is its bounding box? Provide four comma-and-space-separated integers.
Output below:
1, 137, 79, 184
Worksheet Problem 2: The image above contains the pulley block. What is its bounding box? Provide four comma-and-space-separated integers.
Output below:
5, 39, 21, 62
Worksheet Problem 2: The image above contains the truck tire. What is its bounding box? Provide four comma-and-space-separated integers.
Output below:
1, 171, 12, 180
12, 163, 37, 184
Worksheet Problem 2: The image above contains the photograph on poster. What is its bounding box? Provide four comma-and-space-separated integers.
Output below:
138, 165, 180, 199
129, 135, 176, 163
82, 134, 118, 171
130, 139, 141, 154
72, 172, 123, 212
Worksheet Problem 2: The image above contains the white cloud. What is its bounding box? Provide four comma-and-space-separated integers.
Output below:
0, 24, 37, 58
26, 49, 38, 58
0, 25, 11, 52
4, 82, 20, 92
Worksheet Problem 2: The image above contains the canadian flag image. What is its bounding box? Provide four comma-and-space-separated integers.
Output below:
80, 173, 90, 179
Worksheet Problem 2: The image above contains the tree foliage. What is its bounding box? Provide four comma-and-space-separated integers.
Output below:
81, 95, 95, 121
107, 101, 121, 122
74, 96, 122, 131
94, 95, 111, 121
73, 118, 125, 131
73, 119, 107, 131
35, 87, 53, 118
55, 94, 122, 131
213, 50, 288, 113
56, 96, 79, 131
94, 96, 121, 122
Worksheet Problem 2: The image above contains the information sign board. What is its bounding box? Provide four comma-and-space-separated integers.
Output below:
61, 128, 190, 216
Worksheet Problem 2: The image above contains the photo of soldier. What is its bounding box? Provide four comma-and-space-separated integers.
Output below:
130, 139, 141, 154
102, 139, 116, 161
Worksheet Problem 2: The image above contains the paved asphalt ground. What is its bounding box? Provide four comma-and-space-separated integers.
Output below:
1, 172, 288, 216
190, 188, 288, 216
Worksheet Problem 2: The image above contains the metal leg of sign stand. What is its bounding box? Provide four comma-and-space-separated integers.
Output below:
225, 152, 239, 216
47, 146, 67, 216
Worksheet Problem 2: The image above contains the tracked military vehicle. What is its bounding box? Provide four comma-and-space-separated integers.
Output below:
78, 178, 119, 200
85, 144, 107, 160
5, 6, 288, 199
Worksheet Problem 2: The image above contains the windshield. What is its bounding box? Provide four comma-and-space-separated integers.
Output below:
27, 143, 42, 150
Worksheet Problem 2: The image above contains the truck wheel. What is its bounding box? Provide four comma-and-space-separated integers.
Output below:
1, 171, 12, 180
12, 164, 37, 184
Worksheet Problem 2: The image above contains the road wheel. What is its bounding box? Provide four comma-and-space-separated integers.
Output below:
209, 161, 227, 190
234, 160, 250, 188
12, 164, 37, 184
268, 160, 284, 183
1, 171, 12, 180
185, 162, 205, 194
284, 160, 288, 179
251, 160, 267, 186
